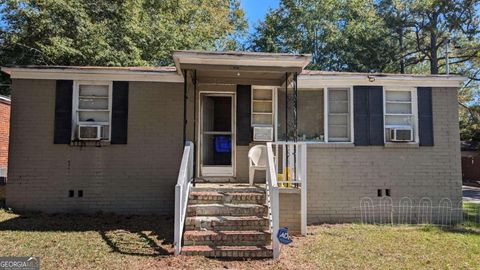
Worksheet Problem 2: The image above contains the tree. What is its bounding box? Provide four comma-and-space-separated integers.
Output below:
0, 0, 247, 95
0, 0, 246, 66
249, 0, 399, 72
250, 0, 480, 141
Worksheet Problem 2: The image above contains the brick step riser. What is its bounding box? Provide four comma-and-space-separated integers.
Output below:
185, 224, 267, 231
181, 249, 273, 258
187, 208, 267, 217
184, 239, 270, 246
189, 193, 266, 203
191, 188, 265, 194
189, 198, 265, 205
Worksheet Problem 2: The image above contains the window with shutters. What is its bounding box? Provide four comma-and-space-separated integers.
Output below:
384, 87, 418, 143
72, 81, 113, 141
327, 88, 352, 142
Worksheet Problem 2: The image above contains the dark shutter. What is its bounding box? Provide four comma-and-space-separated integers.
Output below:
54, 80, 73, 144
368, 86, 384, 145
353, 86, 384, 146
418, 87, 434, 146
354, 86, 370, 146
236, 85, 251, 145
111, 81, 129, 144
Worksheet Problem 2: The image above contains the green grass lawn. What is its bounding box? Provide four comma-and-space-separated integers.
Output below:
0, 204, 479, 270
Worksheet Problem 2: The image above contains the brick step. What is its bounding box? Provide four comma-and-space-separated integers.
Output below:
183, 230, 271, 246
187, 203, 267, 217
189, 191, 265, 205
191, 185, 265, 194
185, 215, 268, 231
181, 245, 273, 258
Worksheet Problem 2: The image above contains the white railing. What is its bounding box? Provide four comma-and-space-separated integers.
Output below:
266, 142, 308, 259
174, 141, 194, 255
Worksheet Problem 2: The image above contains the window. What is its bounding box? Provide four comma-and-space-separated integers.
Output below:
276, 87, 353, 143
72, 81, 112, 141
278, 88, 325, 142
326, 88, 352, 142
384, 88, 418, 143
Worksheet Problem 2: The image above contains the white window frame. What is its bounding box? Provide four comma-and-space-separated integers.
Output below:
383, 87, 419, 144
324, 86, 354, 143
72, 80, 113, 141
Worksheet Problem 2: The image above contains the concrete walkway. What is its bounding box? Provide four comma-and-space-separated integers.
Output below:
463, 185, 480, 203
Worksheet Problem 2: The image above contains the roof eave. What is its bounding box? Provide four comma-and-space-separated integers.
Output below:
1, 67, 183, 83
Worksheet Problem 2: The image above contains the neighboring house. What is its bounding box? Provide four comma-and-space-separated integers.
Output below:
461, 141, 480, 184
1, 51, 464, 258
0, 95, 10, 205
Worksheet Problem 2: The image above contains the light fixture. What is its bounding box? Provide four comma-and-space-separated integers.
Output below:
237, 72, 240, 77
367, 75, 375, 82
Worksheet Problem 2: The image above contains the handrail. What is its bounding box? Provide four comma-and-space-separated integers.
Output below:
174, 141, 194, 255
266, 142, 280, 259
266, 141, 308, 259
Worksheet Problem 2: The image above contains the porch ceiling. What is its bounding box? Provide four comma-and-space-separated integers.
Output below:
173, 50, 311, 86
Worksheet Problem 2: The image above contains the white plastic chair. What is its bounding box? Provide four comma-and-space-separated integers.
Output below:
248, 145, 267, 185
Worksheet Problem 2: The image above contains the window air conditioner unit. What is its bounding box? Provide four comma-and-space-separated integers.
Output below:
390, 127, 413, 142
78, 125, 102, 140
253, 126, 273, 142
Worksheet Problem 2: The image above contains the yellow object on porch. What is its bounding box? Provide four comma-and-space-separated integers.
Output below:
277, 167, 292, 187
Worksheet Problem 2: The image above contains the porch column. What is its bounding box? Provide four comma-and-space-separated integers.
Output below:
183, 69, 188, 145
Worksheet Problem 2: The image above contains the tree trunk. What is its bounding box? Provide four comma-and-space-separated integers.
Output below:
429, 15, 439, 74
399, 28, 405, 74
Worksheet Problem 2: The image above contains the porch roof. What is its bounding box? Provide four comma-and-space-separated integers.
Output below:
173, 50, 312, 86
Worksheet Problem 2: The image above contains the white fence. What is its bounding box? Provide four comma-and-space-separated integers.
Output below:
266, 142, 308, 259
174, 141, 194, 255
360, 197, 479, 226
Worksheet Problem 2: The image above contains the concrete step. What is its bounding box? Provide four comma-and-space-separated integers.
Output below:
189, 191, 265, 205
183, 230, 271, 246
191, 184, 265, 194
187, 203, 267, 217
181, 245, 273, 258
185, 215, 269, 231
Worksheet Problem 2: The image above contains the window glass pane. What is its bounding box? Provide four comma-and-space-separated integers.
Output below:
329, 126, 348, 139
252, 89, 272, 100
79, 111, 109, 122
329, 100, 348, 113
79, 97, 109, 110
101, 125, 110, 140
328, 89, 350, 141
385, 115, 413, 126
202, 134, 232, 165
79, 84, 109, 97
252, 101, 272, 113
329, 88, 348, 101
329, 114, 348, 125
386, 91, 411, 102
386, 103, 411, 114
297, 89, 324, 141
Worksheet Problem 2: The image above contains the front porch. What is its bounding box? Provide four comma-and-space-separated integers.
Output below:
172, 51, 311, 259
175, 50, 310, 183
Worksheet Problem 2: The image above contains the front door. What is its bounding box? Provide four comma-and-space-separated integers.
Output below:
199, 93, 235, 177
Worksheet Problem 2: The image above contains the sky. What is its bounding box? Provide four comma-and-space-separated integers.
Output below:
240, 0, 280, 33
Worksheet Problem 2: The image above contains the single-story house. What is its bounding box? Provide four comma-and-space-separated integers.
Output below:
1, 51, 464, 258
